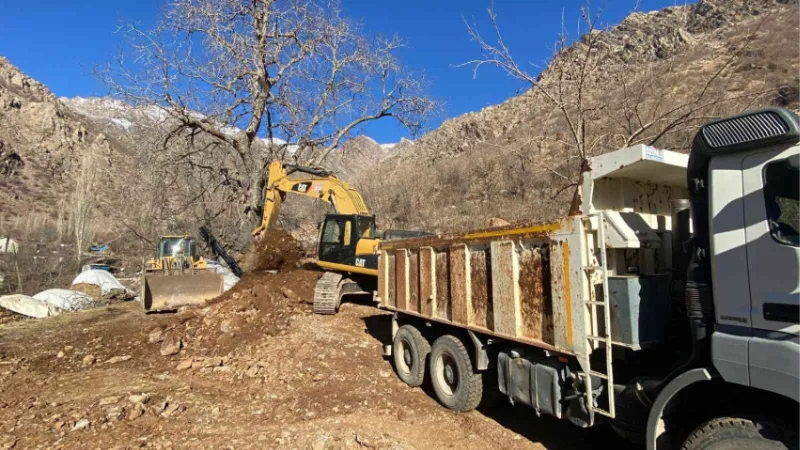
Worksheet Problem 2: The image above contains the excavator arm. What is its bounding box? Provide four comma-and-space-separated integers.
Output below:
252, 160, 371, 236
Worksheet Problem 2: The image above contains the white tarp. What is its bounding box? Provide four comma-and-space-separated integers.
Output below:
0, 294, 60, 318
206, 261, 239, 292
33, 289, 95, 312
0, 238, 18, 254
71, 270, 127, 295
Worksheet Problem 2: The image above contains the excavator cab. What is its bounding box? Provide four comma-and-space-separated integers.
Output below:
318, 214, 380, 273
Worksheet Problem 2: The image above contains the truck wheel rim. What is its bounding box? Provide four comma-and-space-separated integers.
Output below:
403, 347, 412, 367
397, 338, 412, 374
435, 353, 458, 397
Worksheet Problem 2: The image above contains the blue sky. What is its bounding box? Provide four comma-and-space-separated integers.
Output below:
0, 0, 684, 143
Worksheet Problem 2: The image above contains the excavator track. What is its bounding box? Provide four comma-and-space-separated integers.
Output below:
313, 272, 343, 315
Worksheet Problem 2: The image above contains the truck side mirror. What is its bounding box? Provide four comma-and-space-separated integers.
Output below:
787, 154, 799, 171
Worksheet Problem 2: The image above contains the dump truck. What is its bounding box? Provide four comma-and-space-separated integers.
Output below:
142, 235, 224, 312
375, 108, 799, 449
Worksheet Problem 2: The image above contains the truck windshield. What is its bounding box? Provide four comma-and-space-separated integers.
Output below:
158, 238, 196, 258
765, 158, 799, 246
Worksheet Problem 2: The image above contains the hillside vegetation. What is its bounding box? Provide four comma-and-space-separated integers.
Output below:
356, 0, 799, 232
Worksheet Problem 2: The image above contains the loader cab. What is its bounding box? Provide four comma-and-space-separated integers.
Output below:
317, 214, 379, 272
157, 236, 198, 259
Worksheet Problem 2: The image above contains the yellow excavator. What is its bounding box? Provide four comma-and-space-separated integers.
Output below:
253, 160, 430, 314
141, 161, 427, 314
141, 235, 224, 312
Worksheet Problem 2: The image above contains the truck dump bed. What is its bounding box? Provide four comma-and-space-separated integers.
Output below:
376, 145, 690, 357
377, 218, 578, 353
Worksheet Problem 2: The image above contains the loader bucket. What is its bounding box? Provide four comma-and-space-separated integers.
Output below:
142, 270, 224, 312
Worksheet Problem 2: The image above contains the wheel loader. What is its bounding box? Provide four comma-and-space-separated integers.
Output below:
141, 235, 224, 312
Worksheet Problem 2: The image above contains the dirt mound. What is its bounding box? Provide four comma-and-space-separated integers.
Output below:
0, 264, 631, 449
242, 228, 305, 272
150, 268, 322, 357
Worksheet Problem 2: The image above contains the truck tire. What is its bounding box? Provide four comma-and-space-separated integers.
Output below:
429, 334, 483, 412
682, 415, 798, 450
392, 325, 430, 387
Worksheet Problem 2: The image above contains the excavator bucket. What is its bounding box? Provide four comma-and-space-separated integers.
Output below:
142, 270, 224, 312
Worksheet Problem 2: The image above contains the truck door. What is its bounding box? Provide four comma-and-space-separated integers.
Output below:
742, 148, 800, 335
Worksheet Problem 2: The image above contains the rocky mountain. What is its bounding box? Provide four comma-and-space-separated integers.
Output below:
0, 57, 131, 237
1, 0, 797, 246
60, 96, 401, 181
358, 0, 800, 232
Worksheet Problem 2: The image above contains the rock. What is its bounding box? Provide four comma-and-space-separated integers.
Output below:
396, 409, 409, 422
176, 359, 194, 371
162, 402, 184, 417
312, 373, 324, 382
128, 394, 150, 404
0, 437, 17, 450
311, 439, 326, 450
53, 421, 65, 430
280, 286, 298, 299
355, 433, 374, 448
160, 333, 182, 356
245, 365, 260, 378
82, 355, 96, 366
105, 406, 124, 421
126, 403, 146, 421
98, 396, 120, 406
220, 319, 234, 333
151, 401, 168, 415
213, 365, 231, 373
147, 328, 165, 344
220, 315, 246, 333
174, 310, 196, 324
106, 355, 132, 364
56, 351, 65, 358
677, 27, 695, 44
64, 345, 73, 351
486, 217, 510, 228
199, 357, 223, 368
233, 301, 252, 313
71, 418, 90, 431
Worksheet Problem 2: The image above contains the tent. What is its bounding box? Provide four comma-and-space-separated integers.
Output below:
0, 294, 60, 318
71, 270, 128, 297
33, 289, 95, 312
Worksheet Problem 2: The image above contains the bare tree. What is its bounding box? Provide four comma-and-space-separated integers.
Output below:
457, 4, 611, 184
100, 0, 437, 225
458, 2, 776, 209
72, 148, 97, 261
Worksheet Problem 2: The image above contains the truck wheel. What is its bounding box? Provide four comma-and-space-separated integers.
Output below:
682, 415, 797, 450
392, 325, 430, 387
429, 334, 483, 412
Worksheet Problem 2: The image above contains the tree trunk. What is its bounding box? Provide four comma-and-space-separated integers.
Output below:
246, 168, 268, 228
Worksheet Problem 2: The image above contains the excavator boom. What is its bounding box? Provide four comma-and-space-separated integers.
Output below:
249, 159, 429, 315
252, 161, 370, 236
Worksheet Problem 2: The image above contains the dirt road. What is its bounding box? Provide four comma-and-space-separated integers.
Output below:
0, 268, 633, 450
